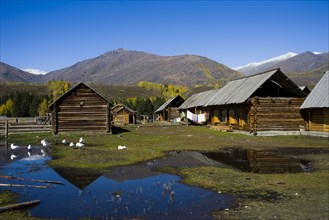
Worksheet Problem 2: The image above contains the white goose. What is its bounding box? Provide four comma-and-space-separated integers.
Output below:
41, 139, 49, 147
79, 137, 84, 143
76, 142, 84, 148
62, 139, 68, 144
10, 154, 17, 160
27, 144, 32, 150
10, 144, 19, 150
69, 142, 75, 147
118, 145, 127, 150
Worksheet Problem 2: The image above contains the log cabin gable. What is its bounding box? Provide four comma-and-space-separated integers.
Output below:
49, 83, 111, 111
48, 82, 112, 134
250, 70, 307, 98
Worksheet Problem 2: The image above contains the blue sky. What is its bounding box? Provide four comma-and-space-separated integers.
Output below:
0, 0, 328, 72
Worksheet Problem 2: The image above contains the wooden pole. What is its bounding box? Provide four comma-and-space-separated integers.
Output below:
0, 184, 50, 188
0, 200, 40, 213
0, 175, 64, 185
5, 117, 8, 139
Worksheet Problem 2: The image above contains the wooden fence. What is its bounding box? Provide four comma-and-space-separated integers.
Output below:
0, 116, 52, 138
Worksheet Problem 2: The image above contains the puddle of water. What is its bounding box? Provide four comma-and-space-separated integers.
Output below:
204, 148, 314, 174
0, 144, 235, 219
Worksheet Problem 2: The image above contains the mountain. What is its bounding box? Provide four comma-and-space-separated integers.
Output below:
272, 52, 328, 88
0, 62, 43, 83
234, 51, 329, 88
23, 68, 48, 75
271, 51, 328, 73
233, 52, 297, 75
43, 49, 242, 87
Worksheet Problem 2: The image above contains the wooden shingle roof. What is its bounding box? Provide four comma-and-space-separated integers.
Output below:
155, 95, 185, 113
111, 103, 136, 114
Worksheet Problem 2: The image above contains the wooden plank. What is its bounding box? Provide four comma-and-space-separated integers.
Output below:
0, 184, 50, 188
0, 200, 40, 213
0, 175, 64, 185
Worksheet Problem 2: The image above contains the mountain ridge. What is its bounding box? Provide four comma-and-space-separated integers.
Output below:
235, 51, 328, 76
42, 48, 243, 87
1, 49, 328, 89
233, 52, 298, 73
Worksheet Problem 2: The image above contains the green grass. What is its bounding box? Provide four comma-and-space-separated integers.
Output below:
2, 125, 329, 219
173, 167, 328, 219
3, 125, 328, 171
0, 191, 36, 220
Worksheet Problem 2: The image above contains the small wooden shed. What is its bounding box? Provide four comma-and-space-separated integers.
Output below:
300, 71, 329, 132
111, 104, 136, 125
49, 83, 112, 134
155, 95, 185, 121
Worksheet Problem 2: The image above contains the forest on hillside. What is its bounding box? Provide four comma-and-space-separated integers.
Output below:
0, 81, 191, 119
0, 81, 70, 117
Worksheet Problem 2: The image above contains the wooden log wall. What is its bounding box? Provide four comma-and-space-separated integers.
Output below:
113, 109, 132, 124
210, 105, 249, 131
250, 97, 305, 132
308, 108, 329, 132
53, 85, 110, 133
168, 107, 180, 120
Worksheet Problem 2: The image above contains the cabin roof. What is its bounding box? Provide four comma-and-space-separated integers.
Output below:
111, 103, 136, 114
155, 95, 185, 113
179, 68, 306, 109
48, 82, 111, 109
178, 90, 217, 109
301, 71, 329, 109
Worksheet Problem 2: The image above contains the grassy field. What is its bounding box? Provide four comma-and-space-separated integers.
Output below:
1, 125, 328, 219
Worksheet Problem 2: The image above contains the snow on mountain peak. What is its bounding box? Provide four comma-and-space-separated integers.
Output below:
233, 52, 298, 70
23, 68, 48, 75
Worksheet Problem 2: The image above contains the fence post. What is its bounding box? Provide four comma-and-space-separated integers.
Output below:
5, 117, 8, 138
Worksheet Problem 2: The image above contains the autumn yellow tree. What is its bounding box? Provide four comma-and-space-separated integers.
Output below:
47, 80, 70, 102
0, 99, 14, 116
137, 81, 188, 99
38, 98, 48, 116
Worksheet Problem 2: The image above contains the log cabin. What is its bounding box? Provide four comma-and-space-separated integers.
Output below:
300, 71, 329, 132
155, 95, 185, 121
179, 68, 307, 133
111, 104, 136, 125
48, 83, 112, 134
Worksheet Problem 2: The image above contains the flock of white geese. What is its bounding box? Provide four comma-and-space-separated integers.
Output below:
10, 136, 127, 161
9, 137, 85, 160
62, 137, 85, 148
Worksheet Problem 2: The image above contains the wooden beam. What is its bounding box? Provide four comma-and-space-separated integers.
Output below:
0, 184, 50, 188
0, 175, 64, 185
0, 200, 40, 213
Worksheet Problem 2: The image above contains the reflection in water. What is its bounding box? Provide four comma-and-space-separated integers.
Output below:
53, 167, 102, 190
0, 141, 49, 165
0, 146, 235, 219
204, 148, 313, 173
